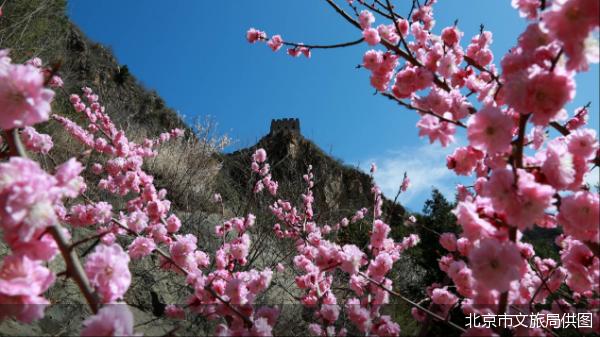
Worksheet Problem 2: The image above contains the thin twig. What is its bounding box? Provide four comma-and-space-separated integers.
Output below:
282, 38, 364, 50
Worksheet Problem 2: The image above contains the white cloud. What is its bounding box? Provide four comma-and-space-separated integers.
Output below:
363, 139, 468, 211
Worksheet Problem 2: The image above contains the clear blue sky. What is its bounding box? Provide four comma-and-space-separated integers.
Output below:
68, 1, 599, 211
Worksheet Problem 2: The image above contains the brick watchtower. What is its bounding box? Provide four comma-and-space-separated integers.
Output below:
270, 118, 301, 135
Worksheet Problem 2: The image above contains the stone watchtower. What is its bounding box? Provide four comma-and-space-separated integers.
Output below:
270, 118, 301, 135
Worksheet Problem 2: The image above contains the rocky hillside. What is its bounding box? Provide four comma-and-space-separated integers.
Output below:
218, 128, 406, 226
0, 1, 428, 336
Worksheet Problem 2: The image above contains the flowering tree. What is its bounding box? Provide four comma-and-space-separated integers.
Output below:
246, 0, 600, 335
0, 0, 599, 336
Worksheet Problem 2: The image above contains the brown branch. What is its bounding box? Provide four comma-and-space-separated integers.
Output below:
549, 121, 570, 136
358, 272, 466, 333
282, 37, 364, 50
381, 92, 467, 127
3, 129, 28, 158
385, 0, 412, 54
48, 225, 99, 314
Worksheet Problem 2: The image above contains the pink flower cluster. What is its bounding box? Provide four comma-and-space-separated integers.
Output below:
0, 51, 55, 130
20, 126, 53, 154
251, 148, 278, 196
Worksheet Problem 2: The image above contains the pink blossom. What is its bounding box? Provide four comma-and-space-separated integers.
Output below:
453, 200, 497, 240
253, 148, 267, 163
469, 238, 526, 292
20, 126, 53, 154
441, 26, 463, 46
3, 228, 60, 261
0, 157, 61, 242
567, 128, 598, 159
339, 244, 366, 275
431, 287, 459, 306
484, 168, 555, 230
128, 236, 156, 259
560, 238, 599, 294
417, 114, 456, 147
308, 323, 322, 336
319, 303, 340, 323
446, 146, 484, 176
246, 28, 266, 43
267, 35, 284, 52
345, 298, 372, 333
370, 220, 390, 250
542, 0, 599, 71
411, 307, 427, 322
363, 28, 381, 46
541, 139, 576, 189
467, 105, 514, 154
166, 214, 182, 233
0, 293, 49, 323
165, 304, 185, 319
401, 174, 410, 192
373, 315, 401, 337
359, 10, 375, 29
68, 202, 112, 227
85, 244, 131, 302
0, 63, 54, 129
558, 191, 599, 243
250, 317, 273, 337
0, 254, 55, 297
81, 304, 137, 336
169, 234, 199, 272
511, 0, 541, 19
506, 68, 575, 125
439, 233, 457, 251
367, 252, 393, 279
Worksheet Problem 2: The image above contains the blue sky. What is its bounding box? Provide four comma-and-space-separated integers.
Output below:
68, 1, 599, 211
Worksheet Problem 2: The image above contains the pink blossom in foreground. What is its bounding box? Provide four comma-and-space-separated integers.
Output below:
0, 62, 54, 129
80, 304, 137, 336
85, 244, 131, 303
511, 0, 541, 19
446, 146, 484, 176
467, 105, 514, 154
567, 128, 598, 159
417, 113, 456, 147
558, 191, 599, 243
542, 0, 600, 71
484, 168, 555, 230
0, 157, 61, 242
560, 238, 599, 294
469, 238, 526, 292
0, 254, 55, 298
541, 139, 576, 190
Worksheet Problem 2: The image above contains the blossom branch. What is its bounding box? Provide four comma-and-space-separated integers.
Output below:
282, 38, 365, 50
381, 92, 467, 127
48, 225, 99, 314
358, 272, 466, 333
